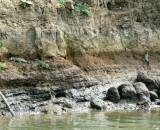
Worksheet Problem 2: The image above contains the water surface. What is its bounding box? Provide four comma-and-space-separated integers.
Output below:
0, 109, 160, 130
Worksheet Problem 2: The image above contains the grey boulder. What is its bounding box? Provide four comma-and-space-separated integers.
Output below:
90, 99, 105, 110
118, 83, 137, 100
136, 72, 159, 90
149, 91, 158, 101
106, 87, 120, 103
133, 82, 150, 101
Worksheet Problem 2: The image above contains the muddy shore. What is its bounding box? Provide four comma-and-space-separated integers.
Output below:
0, 57, 160, 117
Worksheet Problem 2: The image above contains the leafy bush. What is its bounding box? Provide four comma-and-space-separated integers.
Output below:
19, 0, 33, 8
67, 2, 89, 23
74, 3, 89, 15
0, 42, 3, 47
56, 0, 66, 6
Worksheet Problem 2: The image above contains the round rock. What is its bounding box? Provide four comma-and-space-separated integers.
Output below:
136, 72, 159, 90
118, 83, 137, 100
149, 91, 158, 101
106, 87, 120, 103
90, 99, 105, 110
133, 82, 150, 101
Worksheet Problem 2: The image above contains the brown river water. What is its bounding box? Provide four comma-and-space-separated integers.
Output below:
0, 109, 160, 130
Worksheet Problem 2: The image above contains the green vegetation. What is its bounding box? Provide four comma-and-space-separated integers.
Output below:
68, 3, 89, 18
67, 2, 89, 24
74, 3, 89, 15
19, 0, 33, 8
0, 42, 3, 47
0, 63, 6, 70
56, 0, 66, 6
55, 0, 89, 22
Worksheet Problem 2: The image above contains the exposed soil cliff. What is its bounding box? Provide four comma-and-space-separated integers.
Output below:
0, 0, 160, 64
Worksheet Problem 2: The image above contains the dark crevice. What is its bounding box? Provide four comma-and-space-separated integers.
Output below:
54, 90, 66, 98
107, 2, 112, 10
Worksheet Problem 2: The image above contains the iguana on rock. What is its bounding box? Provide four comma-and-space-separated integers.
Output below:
142, 52, 151, 70
10, 57, 30, 63
143, 52, 149, 63
38, 60, 52, 70
0, 63, 6, 70
143, 52, 150, 66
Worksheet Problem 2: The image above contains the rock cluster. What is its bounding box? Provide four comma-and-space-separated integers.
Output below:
91, 79, 159, 110
99, 72, 160, 110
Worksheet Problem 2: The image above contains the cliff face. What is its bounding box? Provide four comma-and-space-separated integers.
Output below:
0, 0, 159, 66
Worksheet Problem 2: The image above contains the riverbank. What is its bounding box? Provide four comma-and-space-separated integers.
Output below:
0, 0, 160, 117
0, 58, 160, 117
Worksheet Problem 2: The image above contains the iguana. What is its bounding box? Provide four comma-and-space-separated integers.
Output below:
10, 57, 30, 63
143, 52, 149, 63
38, 60, 52, 70
142, 52, 151, 70
0, 63, 6, 70
0, 41, 3, 48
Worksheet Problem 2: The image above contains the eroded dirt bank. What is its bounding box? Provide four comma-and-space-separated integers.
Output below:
0, 0, 160, 59
0, 0, 160, 116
